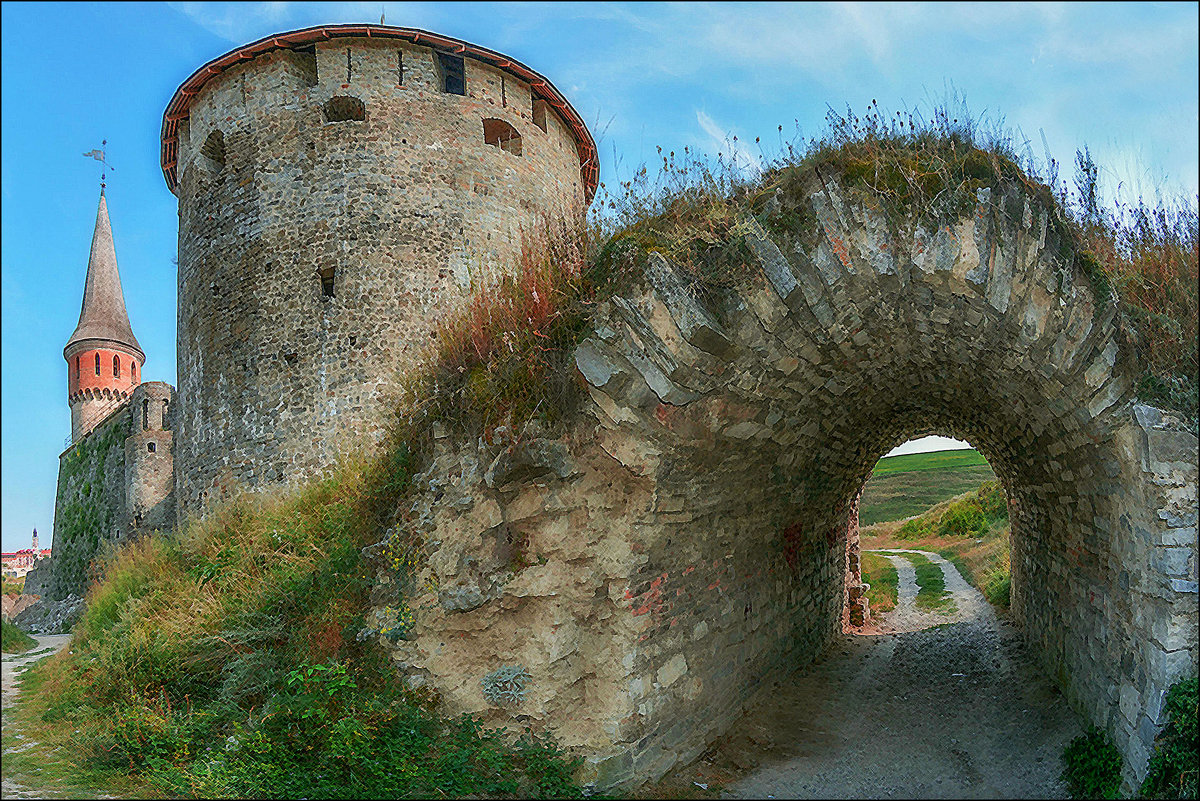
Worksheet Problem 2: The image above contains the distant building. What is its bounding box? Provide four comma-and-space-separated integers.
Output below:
1, 529, 52, 578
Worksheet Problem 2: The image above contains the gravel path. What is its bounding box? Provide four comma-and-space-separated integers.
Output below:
2, 634, 72, 800
652, 550, 1081, 799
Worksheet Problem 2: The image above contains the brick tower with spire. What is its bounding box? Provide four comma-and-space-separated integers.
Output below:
44, 188, 177, 602
64, 189, 146, 441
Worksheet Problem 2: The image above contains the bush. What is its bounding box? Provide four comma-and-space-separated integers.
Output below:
938, 497, 987, 537
977, 481, 1009, 520
1062, 725, 1123, 799
1141, 676, 1198, 799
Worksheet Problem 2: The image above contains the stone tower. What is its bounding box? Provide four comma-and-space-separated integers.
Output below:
64, 189, 145, 442
31, 529, 38, 552
160, 24, 597, 514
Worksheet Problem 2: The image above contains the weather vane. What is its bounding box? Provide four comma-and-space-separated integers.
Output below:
82, 140, 114, 190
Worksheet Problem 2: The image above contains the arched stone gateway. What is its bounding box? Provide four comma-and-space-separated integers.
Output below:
376, 176, 1198, 792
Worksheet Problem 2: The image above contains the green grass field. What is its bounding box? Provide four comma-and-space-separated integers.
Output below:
859, 449, 995, 526
871, 448, 990, 476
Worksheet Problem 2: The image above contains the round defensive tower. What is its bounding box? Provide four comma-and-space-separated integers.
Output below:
161, 24, 597, 514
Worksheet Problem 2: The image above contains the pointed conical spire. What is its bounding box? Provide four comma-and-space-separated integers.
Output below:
64, 189, 144, 361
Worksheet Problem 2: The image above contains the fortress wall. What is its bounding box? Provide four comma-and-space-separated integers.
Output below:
371, 431, 845, 789
365, 178, 1197, 791
48, 403, 131, 600
173, 36, 587, 516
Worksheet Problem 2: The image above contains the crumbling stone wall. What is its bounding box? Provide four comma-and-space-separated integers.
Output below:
170, 34, 589, 517
373, 176, 1197, 791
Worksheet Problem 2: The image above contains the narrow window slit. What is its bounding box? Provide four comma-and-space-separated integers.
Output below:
318, 266, 336, 298
532, 98, 548, 132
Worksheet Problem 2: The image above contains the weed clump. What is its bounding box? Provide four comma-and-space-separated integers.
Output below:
1141, 676, 1198, 799
1062, 725, 1124, 799
18, 445, 583, 798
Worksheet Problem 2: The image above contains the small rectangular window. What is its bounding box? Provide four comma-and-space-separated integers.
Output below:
147, 442, 157, 453
436, 52, 465, 96
501, 74, 506, 107
397, 50, 404, 86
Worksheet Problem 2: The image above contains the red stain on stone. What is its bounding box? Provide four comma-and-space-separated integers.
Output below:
655, 403, 672, 424
683, 565, 696, 576
830, 235, 852, 268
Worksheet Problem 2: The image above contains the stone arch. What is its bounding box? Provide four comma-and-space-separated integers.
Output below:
199, 130, 225, 171
483, 118, 522, 155
395, 175, 1197, 792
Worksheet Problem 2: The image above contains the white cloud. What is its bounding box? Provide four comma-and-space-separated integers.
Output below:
696, 109, 762, 175
170, 1, 293, 42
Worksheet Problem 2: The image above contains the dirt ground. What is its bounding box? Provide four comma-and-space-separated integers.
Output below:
2, 633, 72, 800
648, 550, 1082, 799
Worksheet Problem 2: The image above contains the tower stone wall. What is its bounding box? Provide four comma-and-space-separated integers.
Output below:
165, 26, 595, 516
124, 382, 176, 534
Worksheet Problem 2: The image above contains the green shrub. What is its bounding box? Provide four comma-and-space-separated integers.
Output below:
1062, 725, 1123, 799
1141, 676, 1198, 799
2, 618, 37, 653
896, 516, 933, 540
938, 497, 987, 537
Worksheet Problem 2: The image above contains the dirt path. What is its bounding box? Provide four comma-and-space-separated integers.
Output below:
2, 634, 72, 800
651, 551, 1082, 799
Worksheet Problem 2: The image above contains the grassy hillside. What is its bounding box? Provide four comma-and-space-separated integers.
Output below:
871, 449, 990, 476
859, 449, 995, 526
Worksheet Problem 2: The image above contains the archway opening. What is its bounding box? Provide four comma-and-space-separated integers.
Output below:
852, 434, 1012, 631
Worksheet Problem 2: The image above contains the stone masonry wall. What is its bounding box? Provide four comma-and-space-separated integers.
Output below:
124, 382, 176, 534
172, 36, 587, 518
48, 404, 130, 600
368, 175, 1197, 791
369, 428, 847, 791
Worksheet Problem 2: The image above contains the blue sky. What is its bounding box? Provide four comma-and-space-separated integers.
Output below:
2, 2, 1197, 551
